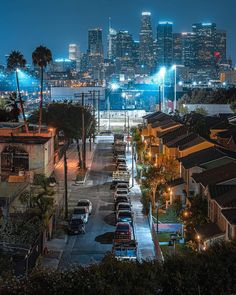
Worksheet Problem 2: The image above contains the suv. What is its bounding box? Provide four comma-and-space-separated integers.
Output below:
114, 189, 129, 201
77, 199, 92, 215
116, 210, 133, 225
68, 217, 85, 235
116, 202, 132, 212
72, 207, 89, 223
114, 196, 130, 210
114, 222, 133, 242
115, 183, 129, 191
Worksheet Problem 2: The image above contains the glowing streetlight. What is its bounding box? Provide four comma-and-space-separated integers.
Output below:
107, 82, 120, 130
110, 82, 119, 91
160, 67, 166, 112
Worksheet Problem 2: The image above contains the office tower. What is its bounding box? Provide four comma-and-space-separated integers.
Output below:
215, 30, 227, 64
139, 12, 154, 73
88, 28, 104, 79
173, 33, 183, 65
115, 31, 134, 70
156, 21, 173, 68
133, 41, 140, 68
192, 23, 216, 68
69, 44, 79, 61
181, 32, 197, 68
107, 17, 117, 60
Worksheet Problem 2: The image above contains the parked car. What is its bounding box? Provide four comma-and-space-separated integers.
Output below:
116, 158, 126, 166
116, 202, 132, 212
77, 199, 92, 215
117, 210, 133, 225
68, 217, 85, 235
114, 222, 133, 242
114, 196, 130, 210
72, 207, 89, 223
114, 189, 129, 201
117, 164, 128, 172
115, 183, 130, 191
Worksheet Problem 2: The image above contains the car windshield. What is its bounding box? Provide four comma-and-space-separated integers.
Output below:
119, 205, 130, 210
78, 201, 89, 207
119, 212, 131, 217
117, 190, 127, 194
74, 208, 86, 214
116, 224, 129, 231
116, 197, 128, 202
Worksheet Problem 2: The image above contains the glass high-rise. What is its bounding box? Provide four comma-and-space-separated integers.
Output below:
156, 21, 173, 69
139, 12, 154, 73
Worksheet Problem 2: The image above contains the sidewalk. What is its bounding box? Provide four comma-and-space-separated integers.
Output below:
42, 142, 96, 269
126, 148, 156, 261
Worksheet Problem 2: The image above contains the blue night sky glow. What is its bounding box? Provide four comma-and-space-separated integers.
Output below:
0, 0, 235, 64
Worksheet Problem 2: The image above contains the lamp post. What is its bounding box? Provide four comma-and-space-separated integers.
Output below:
160, 67, 166, 113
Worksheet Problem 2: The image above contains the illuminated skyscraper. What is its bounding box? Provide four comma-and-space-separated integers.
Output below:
88, 28, 104, 79
107, 17, 117, 60
139, 12, 154, 73
156, 21, 173, 68
69, 44, 79, 61
192, 23, 216, 68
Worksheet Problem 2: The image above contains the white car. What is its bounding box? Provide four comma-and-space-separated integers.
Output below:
72, 207, 89, 223
77, 199, 92, 215
115, 183, 130, 191
114, 188, 129, 201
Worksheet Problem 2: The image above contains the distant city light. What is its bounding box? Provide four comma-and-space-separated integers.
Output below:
110, 83, 119, 91
159, 67, 166, 77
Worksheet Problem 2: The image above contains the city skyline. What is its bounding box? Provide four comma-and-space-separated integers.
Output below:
0, 0, 235, 64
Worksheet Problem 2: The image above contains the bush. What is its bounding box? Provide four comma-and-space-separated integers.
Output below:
0, 242, 236, 294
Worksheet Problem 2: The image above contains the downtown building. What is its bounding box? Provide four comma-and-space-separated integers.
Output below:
88, 28, 104, 81
156, 21, 173, 69
139, 12, 155, 74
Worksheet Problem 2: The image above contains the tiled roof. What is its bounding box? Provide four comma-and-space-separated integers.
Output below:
192, 162, 236, 187
179, 147, 232, 169
151, 118, 175, 128
0, 136, 50, 144
142, 111, 161, 120
221, 209, 236, 225
167, 132, 205, 150
148, 113, 171, 124
160, 126, 187, 144
213, 187, 236, 208
208, 184, 236, 199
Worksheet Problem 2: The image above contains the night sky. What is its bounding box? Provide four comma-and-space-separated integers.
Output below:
0, 0, 235, 65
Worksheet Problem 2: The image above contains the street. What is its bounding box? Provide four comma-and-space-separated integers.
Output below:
59, 139, 115, 268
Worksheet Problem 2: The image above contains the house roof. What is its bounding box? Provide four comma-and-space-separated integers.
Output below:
159, 126, 187, 144
208, 184, 236, 199
166, 178, 185, 188
221, 209, 236, 225
213, 187, 236, 208
167, 132, 205, 150
192, 162, 236, 187
0, 136, 50, 144
195, 222, 224, 241
142, 111, 161, 120
148, 112, 171, 124
179, 147, 236, 169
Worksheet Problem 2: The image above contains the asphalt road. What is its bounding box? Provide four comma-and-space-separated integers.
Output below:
59, 139, 116, 268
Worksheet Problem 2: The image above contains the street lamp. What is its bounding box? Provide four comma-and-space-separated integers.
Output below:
160, 67, 166, 112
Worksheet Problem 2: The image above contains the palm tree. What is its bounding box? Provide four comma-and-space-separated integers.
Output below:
5, 92, 20, 122
7, 50, 28, 132
32, 46, 52, 133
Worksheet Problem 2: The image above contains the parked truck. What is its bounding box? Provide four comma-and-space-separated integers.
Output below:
112, 241, 137, 261
111, 171, 130, 189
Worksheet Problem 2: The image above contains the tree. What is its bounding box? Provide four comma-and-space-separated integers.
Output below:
32, 46, 52, 133
7, 50, 28, 132
5, 92, 20, 122
0, 109, 11, 122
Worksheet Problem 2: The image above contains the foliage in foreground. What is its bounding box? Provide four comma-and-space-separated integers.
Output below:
0, 242, 236, 295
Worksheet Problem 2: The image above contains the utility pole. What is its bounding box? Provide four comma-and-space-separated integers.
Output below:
64, 148, 68, 219
98, 90, 100, 133
82, 93, 86, 170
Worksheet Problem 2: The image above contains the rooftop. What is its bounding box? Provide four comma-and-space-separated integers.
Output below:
166, 178, 185, 188
0, 136, 50, 144
192, 162, 236, 187
213, 187, 236, 208
159, 126, 187, 144
179, 147, 236, 169
166, 132, 205, 150
221, 209, 236, 225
